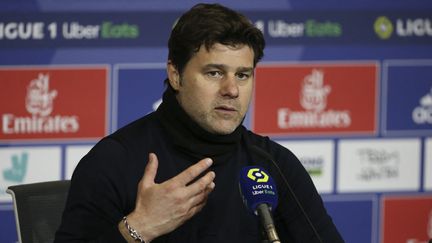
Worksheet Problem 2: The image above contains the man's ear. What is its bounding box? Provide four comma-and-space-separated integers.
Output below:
167, 60, 180, 91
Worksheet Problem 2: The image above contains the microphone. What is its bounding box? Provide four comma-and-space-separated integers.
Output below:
250, 145, 324, 243
239, 166, 281, 243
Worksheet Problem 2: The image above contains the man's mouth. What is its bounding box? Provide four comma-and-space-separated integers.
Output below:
215, 105, 237, 112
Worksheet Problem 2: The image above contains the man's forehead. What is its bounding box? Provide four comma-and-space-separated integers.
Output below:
194, 43, 254, 67
205, 42, 247, 51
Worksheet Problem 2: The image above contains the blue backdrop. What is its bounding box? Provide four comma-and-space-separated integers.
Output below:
1, 1, 432, 242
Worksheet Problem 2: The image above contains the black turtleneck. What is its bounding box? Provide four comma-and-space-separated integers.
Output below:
55, 86, 344, 243
156, 86, 243, 164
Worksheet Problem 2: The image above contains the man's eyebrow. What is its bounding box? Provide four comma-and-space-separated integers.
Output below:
237, 67, 254, 73
202, 64, 254, 72
202, 64, 226, 70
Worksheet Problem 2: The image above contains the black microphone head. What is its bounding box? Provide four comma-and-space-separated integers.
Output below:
239, 166, 278, 215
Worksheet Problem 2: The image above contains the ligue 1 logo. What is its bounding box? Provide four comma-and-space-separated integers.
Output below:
239, 166, 278, 215
247, 168, 269, 183
374, 16, 394, 40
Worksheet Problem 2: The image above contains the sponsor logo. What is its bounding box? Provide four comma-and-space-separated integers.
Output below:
0, 146, 62, 202
300, 156, 324, 176
278, 140, 334, 193
396, 18, 432, 37
357, 148, 399, 181
3, 152, 28, 183
26, 73, 57, 116
254, 63, 377, 136
338, 139, 420, 192
375, 16, 432, 39
412, 88, 432, 125
374, 16, 394, 39
2, 73, 79, 135
278, 69, 351, 129
247, 168, 269, 183
257, 19, 342, 38
0, 21, 139, 40
0, 67, 108, 141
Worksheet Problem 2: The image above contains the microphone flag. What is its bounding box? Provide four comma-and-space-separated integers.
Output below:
239, 166, 278, 215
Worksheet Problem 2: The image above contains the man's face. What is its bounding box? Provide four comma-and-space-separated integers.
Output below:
168, 43, 255, 135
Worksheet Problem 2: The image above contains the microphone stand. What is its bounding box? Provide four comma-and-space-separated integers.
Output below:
257, 204, 281, 243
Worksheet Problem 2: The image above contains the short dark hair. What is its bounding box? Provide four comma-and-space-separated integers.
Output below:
167, 3, 265, 76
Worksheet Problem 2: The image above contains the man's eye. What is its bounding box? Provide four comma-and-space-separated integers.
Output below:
206, 71, 223, 78
236, 73, 250, 80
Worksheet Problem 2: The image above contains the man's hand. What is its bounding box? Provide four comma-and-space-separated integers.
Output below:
119, 153, 215, 242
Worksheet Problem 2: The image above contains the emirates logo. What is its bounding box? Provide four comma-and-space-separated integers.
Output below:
300, 69, 331, 112
278, 69, 351, 129
25, 74, 58, 117
2, 73, 79, 135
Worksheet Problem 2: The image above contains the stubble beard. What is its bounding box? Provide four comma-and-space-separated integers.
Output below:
195, 105, 244, 135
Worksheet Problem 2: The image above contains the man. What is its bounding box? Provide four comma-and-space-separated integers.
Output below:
55, 3, 344, 243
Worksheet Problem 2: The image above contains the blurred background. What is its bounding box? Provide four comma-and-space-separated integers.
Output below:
1, 1, 432, 242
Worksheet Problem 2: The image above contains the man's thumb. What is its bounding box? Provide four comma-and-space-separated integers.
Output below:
142, 153, 158, 187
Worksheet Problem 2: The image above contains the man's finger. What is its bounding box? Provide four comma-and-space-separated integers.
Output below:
142, 153, 159, 187
185, 196, 211, 220
188, 181, 215, 207
185, 171, 215, 197
173, 158, 213, 186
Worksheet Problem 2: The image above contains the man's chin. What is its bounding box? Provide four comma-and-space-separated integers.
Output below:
209, 122, 240, 135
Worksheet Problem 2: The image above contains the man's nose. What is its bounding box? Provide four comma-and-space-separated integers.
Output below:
220, 75, 239, 98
